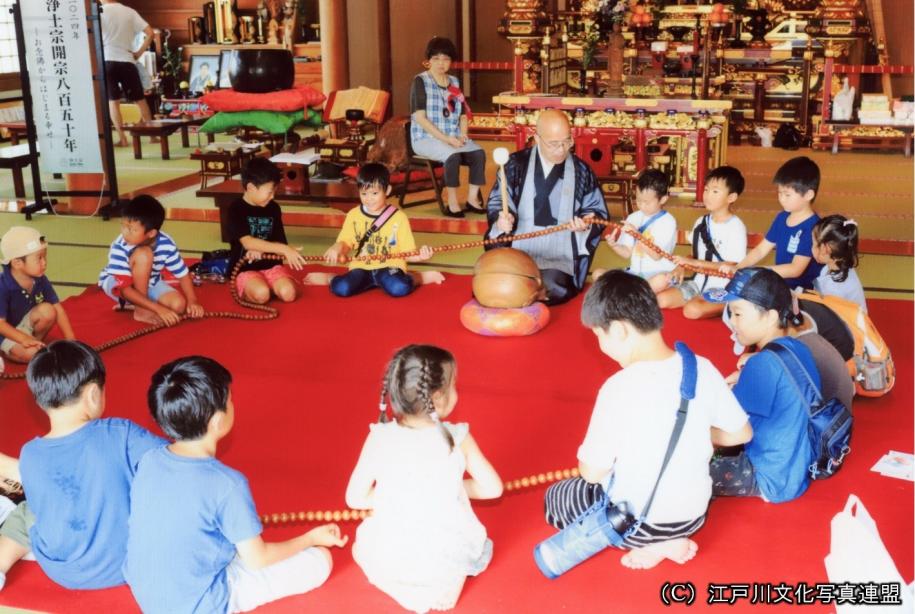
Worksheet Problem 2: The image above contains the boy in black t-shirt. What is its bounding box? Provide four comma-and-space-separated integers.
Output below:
226, 158, 306, 304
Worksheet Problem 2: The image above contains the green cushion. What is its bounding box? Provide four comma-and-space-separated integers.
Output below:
200, 108, 320, 134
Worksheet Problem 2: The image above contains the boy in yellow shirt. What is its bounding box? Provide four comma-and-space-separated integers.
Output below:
306, 163, 443, 297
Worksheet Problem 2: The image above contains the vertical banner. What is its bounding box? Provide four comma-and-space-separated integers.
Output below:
21, 0, 103, 173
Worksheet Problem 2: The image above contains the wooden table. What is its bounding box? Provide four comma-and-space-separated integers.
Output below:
0, 144, 36, 198
197, 178, 360, 241
0, 121, 27, 145
126, 116, 213, 160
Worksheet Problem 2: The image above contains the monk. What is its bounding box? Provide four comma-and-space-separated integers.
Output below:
485, 109, 609, 305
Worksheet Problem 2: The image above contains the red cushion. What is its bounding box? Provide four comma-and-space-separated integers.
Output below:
342, 166, 444, 183
201, 86, 326, 112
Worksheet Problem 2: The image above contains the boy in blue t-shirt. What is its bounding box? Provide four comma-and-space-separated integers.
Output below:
704, 267, 817, 503
125, 356, 347, 613
721, 156, 822, 289
0, 227, 75, 365
0, 341, 165, 591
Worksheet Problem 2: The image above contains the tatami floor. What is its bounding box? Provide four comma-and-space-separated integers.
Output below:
0, 135, 911, 302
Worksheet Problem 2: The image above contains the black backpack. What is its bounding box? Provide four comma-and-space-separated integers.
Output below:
773, 124, 802, 150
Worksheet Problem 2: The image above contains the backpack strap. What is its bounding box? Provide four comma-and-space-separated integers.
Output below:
696, 215, 724, 263
632, 342, 697, 531
353, 205, 398, 256
765, 341, 823, 408
637, 210, 669, 234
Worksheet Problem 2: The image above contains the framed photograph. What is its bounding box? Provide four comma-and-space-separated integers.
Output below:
218, 50, 237, 89
188, 54, 220, 94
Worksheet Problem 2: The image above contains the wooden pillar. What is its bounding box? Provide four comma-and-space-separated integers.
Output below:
377, 0, 392, 97
320, 0, 349, 93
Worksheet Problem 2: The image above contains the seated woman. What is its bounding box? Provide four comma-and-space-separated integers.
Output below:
410, 36, 486, 218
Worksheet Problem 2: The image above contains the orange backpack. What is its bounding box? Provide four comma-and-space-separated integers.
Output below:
798, 292, 895, 398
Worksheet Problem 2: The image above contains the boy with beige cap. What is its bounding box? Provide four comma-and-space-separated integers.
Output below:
0, 227, 74, 364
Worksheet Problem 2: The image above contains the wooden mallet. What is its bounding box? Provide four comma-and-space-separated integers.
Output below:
493, 147, 511, 218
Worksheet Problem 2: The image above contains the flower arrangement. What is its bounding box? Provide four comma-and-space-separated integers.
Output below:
578, 0, 629, 70
158, 29, 185, 97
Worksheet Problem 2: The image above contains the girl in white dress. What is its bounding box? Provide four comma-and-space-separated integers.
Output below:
345, 345, 502, 613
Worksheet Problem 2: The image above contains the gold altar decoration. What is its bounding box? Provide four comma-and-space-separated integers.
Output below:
214, 0, 237, 44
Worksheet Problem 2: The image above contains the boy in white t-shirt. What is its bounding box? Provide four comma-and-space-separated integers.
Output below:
543, 271, 751, 570
602, 169, 677, 282
655, 166, 748, 320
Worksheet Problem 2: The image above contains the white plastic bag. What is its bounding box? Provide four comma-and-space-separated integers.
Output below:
824, 494, 913, 613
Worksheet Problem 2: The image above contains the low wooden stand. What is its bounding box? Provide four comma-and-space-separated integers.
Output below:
0, 144, 35, 198
812, 122, 914, 157
126, 116, 212, 160
190, 146, 260, 189
197, 179, 360, 242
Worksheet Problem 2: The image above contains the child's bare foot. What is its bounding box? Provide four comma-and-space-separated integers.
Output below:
132, 307, 161, 325
304, 272, 334, 286
420, 271, 445, 285
620, 538, 698, 570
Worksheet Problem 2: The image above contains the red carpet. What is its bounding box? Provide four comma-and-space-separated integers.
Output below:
0, 272, 911, 613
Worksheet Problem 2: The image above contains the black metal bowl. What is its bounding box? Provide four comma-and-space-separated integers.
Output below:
227, 49, 295, 93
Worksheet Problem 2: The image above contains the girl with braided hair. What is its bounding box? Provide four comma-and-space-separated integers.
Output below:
345, 344, 502, 613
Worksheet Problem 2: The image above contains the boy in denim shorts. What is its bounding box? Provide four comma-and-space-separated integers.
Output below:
99, 195, 204, 326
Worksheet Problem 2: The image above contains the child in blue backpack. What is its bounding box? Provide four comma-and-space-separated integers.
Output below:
0, 340, 166, 591
721, 156, 822, 290
705, 267, 818, 503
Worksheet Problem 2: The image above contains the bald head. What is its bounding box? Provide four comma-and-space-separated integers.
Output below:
536, 109, 571, 136
535, 109, 573, 164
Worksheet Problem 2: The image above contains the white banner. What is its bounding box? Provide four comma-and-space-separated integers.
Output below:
21, 0, 102, 173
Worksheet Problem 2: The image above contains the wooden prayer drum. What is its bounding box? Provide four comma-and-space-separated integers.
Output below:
472, 248, 542, 308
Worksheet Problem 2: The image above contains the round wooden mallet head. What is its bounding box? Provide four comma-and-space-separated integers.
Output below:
472, 248, 542, 308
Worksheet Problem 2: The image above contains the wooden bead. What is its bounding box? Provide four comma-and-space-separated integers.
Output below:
332, 510, 342, 522
570, 467, 580, 477
537, 473, 547, 483
314, 511, 324, 521
297, 511, 306, 521
504, 481, 514, 491
545, 471, 554, 482
280, 512, 289, 523
512, 479, 522, 489
561, 469, 572, 479
306, 511, 315, 521
520, 477, 530, 488
271, 513, 280, 523
342, 510, 351, 521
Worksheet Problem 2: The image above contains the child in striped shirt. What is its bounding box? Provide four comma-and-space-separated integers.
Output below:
99, 195, 203, 326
